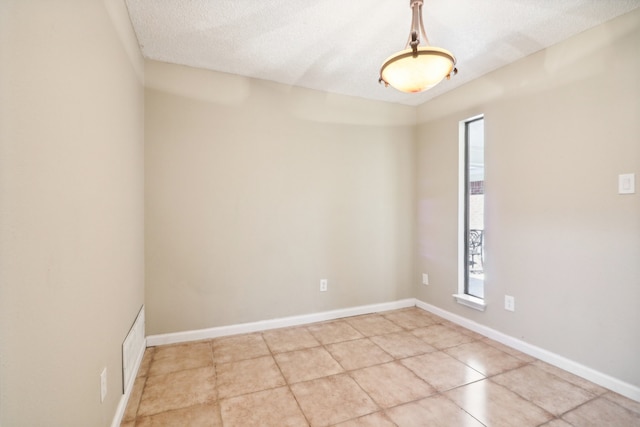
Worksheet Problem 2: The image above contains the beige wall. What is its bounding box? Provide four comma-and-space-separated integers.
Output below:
144, 61, 417, 335
0, 0, 145, 425
416, 9, 640, 388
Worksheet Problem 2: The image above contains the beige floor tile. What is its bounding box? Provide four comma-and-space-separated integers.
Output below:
141, 403, 222, 427
604, 391, 640, 415
128, 308, 636, 427
122, 376, 147, 421
350, 362, 435, 408
386, 395, 484, 427
137, 347, 155, 378
532, 360, 608, 395
219, 386, 308, 427
492, 364, 595, 415
216, 355, 285, 398
436, 318, 461, 328
346, 315, 403, 337
274, 347, 344, 383
148, 342, 213, 376
332, 411, 397, 427
411, 324, 476, 349
562, 396, 640, 427
446, 323, 486, 340
481, 338, 537, 363
400, 351, 484, 392
381, 308, 438, 330
538, 419, 573, 427
444, 341, 526, 376
137, 367, 216, 417
326, 338, 393, 371
291, 374, 379, 427
461, 330, 486, 341
370, 331, 436, 359
133, 418, 151, 427
307, 320, 364, 345
212, 333, 270, 364
263, 327, 320, 353
445, 379, 553, 426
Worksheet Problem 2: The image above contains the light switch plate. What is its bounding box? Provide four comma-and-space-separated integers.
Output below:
618, 173, 635, 194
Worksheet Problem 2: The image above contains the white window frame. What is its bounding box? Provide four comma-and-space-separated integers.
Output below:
453, 115, 486, 311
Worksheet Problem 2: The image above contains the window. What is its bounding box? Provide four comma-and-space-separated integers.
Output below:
454, 116, 485, 311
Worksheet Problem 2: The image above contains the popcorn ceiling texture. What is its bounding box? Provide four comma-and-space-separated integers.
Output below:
125, 0, 640, 106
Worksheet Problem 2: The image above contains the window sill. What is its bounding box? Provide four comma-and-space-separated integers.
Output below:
453, 294, 486, 312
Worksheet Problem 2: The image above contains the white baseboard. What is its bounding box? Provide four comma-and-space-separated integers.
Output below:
146, 299, 416, 347
415, 299, 640, 403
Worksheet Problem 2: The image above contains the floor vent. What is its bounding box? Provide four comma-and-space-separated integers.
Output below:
122, 306, 145, 393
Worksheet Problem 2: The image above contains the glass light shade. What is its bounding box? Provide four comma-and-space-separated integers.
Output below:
380, 46, 456, 93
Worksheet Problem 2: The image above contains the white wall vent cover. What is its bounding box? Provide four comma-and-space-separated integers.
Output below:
122, 306, 145, 394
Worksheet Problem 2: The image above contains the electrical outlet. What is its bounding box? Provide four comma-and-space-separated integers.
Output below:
422, 273, 429, 285
320, 279, 328, 292
618, 173, 635, 194
504, 295, 515, 312
100, 367, 107, 403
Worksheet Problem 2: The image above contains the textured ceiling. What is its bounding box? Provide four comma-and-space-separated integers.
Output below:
126, 0, 640, 106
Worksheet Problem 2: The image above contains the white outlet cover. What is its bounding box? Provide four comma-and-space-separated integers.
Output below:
422, 274, 429, 285
504, 295, 515, 312
618, 173, 635, 194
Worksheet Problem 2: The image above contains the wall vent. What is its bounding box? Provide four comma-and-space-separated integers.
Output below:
122, 306, 145, 394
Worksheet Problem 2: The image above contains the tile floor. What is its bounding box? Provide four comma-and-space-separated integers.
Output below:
121, 308, 640, 426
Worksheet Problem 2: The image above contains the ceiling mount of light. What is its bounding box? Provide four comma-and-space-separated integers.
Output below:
379, 0, 457, 93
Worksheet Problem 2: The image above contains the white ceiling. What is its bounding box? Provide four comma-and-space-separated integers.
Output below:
125, 0, 640, 106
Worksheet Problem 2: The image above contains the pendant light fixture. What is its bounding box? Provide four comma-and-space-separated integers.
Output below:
379, 0, 457, 93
